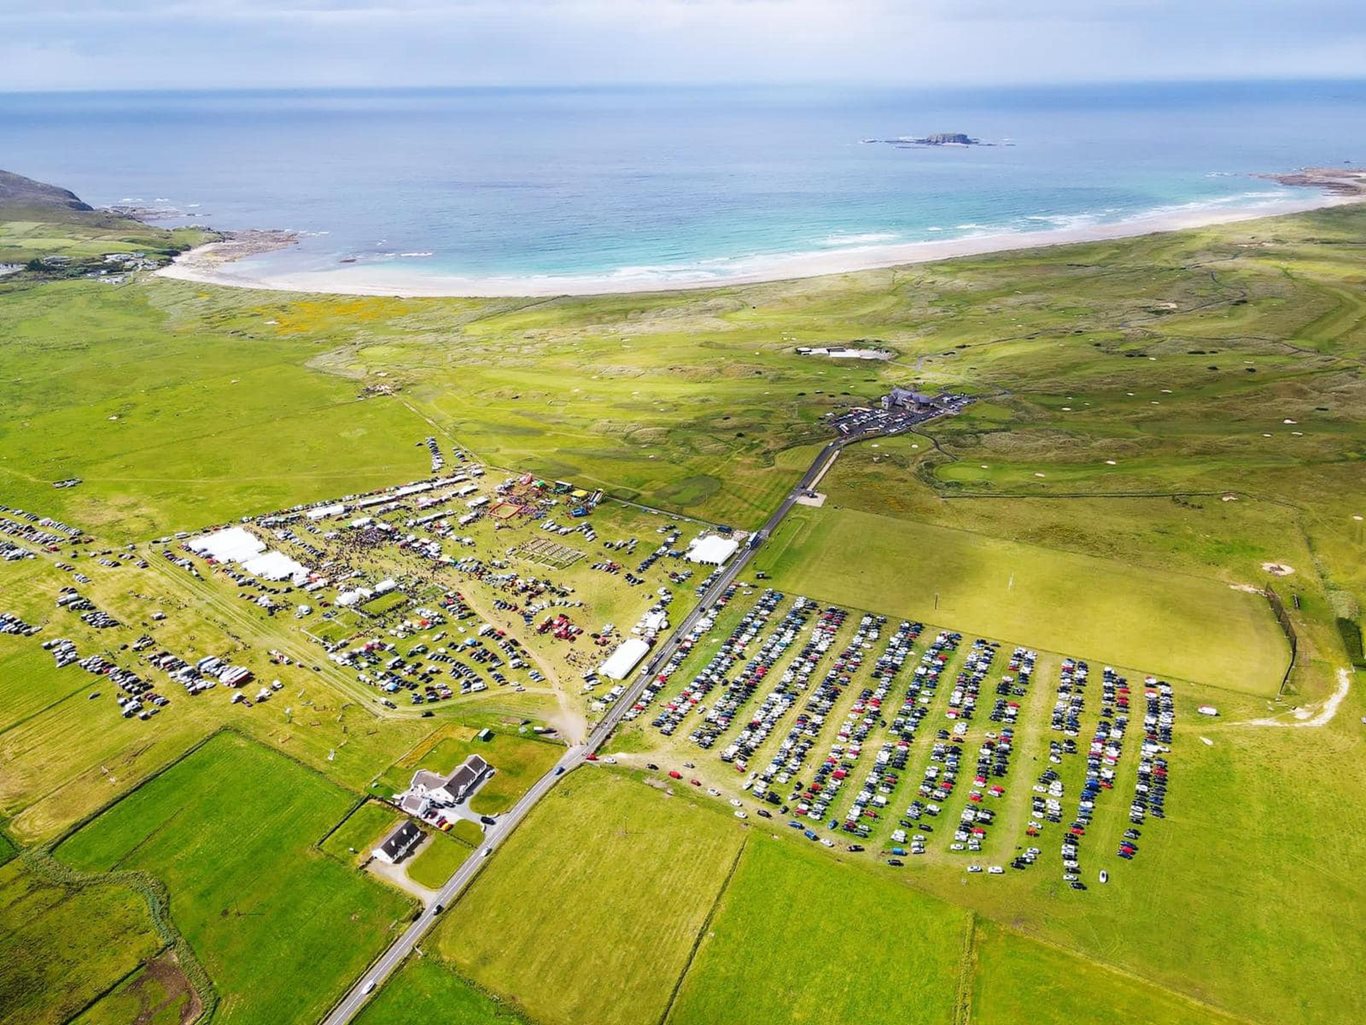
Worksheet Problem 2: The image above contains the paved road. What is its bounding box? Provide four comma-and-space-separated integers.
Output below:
321, 437, 854, 1025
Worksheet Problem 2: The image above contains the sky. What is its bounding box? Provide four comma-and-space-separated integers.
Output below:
1, 0, 1364, 92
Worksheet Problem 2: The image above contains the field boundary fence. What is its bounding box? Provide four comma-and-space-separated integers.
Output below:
1263, 586, 1298, 698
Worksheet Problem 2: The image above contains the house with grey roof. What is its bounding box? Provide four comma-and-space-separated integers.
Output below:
372, 820, 424, 864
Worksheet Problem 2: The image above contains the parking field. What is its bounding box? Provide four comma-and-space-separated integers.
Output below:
631, 581, 1191, 891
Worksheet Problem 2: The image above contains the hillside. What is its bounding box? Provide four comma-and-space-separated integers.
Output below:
0, 168, 94, 212
0, 168, 214, 278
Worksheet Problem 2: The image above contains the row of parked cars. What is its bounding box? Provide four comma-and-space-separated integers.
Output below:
695, 594, 815, 750
651, 588, 784, 735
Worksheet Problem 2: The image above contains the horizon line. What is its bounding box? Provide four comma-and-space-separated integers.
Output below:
3, 75, 1366, 98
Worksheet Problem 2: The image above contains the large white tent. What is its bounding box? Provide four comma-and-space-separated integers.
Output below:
686, 534, 740, 566
186, 526, 310, 584
599, 638, 650, 681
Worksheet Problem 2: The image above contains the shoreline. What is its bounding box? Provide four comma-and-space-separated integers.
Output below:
156, 191, 1361, 299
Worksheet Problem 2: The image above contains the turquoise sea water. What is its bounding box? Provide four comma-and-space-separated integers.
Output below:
1, 81, 1362, 283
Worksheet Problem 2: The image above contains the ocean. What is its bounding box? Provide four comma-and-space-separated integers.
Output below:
1, 80, 1362, 287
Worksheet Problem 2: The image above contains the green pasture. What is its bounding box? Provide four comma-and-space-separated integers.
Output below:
354, 957, 532, 1025
73, 954, 201, 1025
321, 800, 403, 864
0, 859, 163, 1025
757, 505, 1289, 694
969, 922, 1248, 1025
437, 770, 744, 1025
56, 733, 414, 1025
668, 839, 969, 1025
406, 831, 472, 889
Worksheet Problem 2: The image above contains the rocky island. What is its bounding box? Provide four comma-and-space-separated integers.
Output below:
864, 132, 995, 148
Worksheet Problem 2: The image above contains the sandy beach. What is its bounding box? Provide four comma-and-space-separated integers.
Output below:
157, 190, 1361, 299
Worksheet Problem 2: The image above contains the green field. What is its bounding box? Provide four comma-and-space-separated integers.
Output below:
321, 800, 404, 864
56, 733, 414, 1025
0, 859, 164, 1025
668, 839, 970, 1025
969, 922, 1246, 1025
406, 831, 472, 889
438, 770, 745, 1025
353, 957, 532, 1025
758, 505, 1289, 694
0, 202, 208, 269
73, 953, 202, 1025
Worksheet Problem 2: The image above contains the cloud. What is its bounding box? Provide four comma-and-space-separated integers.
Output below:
0, 0, 1362, 90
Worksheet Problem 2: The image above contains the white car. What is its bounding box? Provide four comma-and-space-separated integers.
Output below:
967, 865, 984, 873
987, 866, 1004, 875
820, 838, 835, 848
729, 798, 743, 808
734, 810, 748, 819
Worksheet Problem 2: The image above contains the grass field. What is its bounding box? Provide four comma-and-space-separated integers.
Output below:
0, 203, 208, 267
437, 770, 745, 1025
668, 839, 970, 1025
353, 957, 532, 1025
73, 953, 201, 1025
406, 830, 473, 889
968, 922, 1247, 1025
56, 733, 414, 1025
0, 859, 163, 1025
321, 800, 404, 865
757, 505, 1289, 694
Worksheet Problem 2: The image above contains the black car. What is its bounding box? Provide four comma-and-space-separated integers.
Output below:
480, 815, 497, 826
847, 844, 865, 852
887, 858, 905, 867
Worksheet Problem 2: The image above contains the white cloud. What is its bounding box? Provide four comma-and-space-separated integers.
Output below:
0, 0, 1362, 90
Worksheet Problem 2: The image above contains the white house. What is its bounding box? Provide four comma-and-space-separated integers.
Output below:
372, 820, 423, 864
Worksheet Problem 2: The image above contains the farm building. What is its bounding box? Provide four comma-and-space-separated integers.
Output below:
372, 820, 423, 864
599, 637, 650, 680
686, 534, 740, 566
